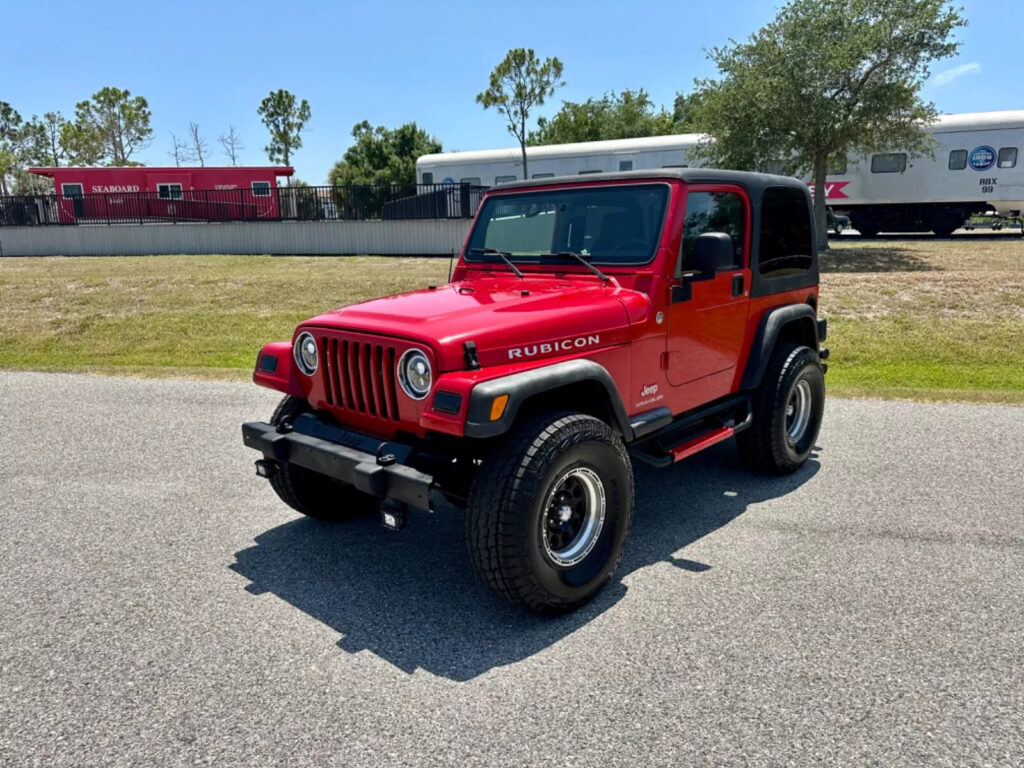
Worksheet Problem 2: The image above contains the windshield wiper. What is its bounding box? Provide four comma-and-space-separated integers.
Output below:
541, 251, 610, 284
468, 247, 523, 279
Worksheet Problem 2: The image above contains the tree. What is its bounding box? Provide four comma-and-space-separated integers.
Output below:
688, 0, 966, 249
219, 124, 244, 165
168, 133, 192, 166
71, 86, 153, 165
0, 102, 24, 195
12, 117, 52, 193
476, 48, 564, 178
327, 120, 442, 217
257, 89, 311, 177
25, 112, 70, 167
530, 89, 682, 145
671, 93, 702, 131
328, 120, 442, 186
2, 106, 66, 194
187, 121, 208, 166
60, 119, 103, 166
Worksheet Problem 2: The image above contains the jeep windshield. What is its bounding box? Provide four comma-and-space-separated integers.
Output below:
465, 183, 669, 266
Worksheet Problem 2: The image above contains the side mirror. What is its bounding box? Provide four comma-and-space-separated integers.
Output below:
690, 232, 736, 273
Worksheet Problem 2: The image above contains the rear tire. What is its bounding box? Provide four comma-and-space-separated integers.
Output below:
466, 412, 634, 614
267, 395, 378, 521
738, 344, 825, 474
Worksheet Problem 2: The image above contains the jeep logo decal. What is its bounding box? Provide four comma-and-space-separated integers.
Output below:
508, 334, 601, 360
641, 383, 659, 397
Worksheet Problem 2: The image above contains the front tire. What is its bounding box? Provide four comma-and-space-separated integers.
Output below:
266, 395, 378, 521
738, 344, 825, 474
466, 413, 634, 614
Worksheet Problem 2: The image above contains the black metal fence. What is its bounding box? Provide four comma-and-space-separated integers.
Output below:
0, 183, 488, 227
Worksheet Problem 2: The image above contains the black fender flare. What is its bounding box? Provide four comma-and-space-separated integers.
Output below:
463, 359, 633, 440
740, 304, 821, 390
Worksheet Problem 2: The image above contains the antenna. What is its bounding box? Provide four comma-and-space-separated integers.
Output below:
448, 248, 455, 282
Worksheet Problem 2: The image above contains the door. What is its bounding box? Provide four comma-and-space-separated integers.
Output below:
61, 183, 85, 219
666, 186, 751, 388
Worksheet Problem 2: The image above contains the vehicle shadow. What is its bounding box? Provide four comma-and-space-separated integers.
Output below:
230, 441, 820, 681
818, 245, 936, 272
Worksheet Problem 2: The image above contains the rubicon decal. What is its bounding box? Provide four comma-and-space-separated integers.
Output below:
508, 335, 601, 360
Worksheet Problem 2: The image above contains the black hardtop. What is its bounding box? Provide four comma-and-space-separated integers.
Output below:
492, 167, 808, 196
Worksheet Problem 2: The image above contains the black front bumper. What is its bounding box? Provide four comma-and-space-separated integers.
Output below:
241, 417, 433, 510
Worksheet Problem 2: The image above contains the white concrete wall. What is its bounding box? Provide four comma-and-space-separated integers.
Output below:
0, 219, 472, 257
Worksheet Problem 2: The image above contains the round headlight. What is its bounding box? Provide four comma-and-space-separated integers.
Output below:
294, 332, 318, 376
398, 349, 432, 400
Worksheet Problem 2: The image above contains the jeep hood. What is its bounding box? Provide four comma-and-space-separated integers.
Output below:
302, 275, 639, 371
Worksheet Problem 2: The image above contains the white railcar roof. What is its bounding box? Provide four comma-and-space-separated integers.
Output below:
931, 110, 1024, 132
417, 133, 705, 167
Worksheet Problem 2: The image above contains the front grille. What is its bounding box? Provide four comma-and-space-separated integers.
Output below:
317, 335, 400, 421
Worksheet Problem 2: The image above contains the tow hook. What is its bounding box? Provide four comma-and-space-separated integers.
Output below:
254, 459, 277, 478
380, 500, 409, 531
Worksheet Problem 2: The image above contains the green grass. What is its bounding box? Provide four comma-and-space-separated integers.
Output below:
0, 255, 449, 378
818, 239, 1024, 402
1, 242, 1022, 403
824, 317, 1024, 402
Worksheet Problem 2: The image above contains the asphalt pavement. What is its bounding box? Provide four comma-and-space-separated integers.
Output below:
1, 371, 1022, 767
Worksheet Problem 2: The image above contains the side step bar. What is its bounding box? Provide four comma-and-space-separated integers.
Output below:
628, 395, 752, 468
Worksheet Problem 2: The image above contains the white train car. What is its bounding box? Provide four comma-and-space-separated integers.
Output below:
834, 110, 1024, 236
416, 111, 1024, 236
416, 133, 702, 184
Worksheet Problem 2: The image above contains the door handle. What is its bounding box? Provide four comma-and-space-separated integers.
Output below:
731, 274, 744, 297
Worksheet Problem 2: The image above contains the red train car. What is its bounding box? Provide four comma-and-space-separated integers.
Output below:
29, 166, 294, 224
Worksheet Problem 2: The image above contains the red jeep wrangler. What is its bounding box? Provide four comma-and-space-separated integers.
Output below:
243, 169, 827, 614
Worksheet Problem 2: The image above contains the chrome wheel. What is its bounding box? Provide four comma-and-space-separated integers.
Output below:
541, 467, 606, 567
785, 378, 813, 444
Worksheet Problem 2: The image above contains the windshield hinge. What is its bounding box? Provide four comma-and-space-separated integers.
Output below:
463, 341, 481, 370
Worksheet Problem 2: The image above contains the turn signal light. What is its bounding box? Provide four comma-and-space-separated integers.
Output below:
490, 394, 510, 421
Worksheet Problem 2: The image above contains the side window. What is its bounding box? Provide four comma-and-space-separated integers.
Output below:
61, 183, 84, 197
578, 169, 603, 175
494, 175, 517, 184
759, 187, 814, 278
157, 183, 183, 200
948, 150, 968, 170
618, 160, 633, 171
421, 172, 433, 185
460, 177, 481, 186
871, 153, 907, 173
680, 190, 746, 271
532, 173, 555, 179
251, 181, 271, 197
827, 156, 847, 175
998, 147, 1018, 168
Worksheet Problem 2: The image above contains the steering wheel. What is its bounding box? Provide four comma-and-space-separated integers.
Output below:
614, 239, 649, 251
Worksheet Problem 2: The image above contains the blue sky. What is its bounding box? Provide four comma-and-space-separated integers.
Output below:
4, 0, 1020, 183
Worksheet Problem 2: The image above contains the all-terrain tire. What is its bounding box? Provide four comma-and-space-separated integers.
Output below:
267, 395, 378, 521
737, 343, 825, 474
466, 412, 634, 614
